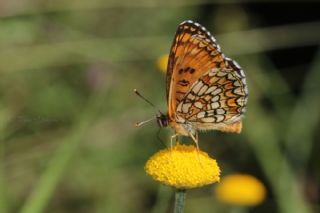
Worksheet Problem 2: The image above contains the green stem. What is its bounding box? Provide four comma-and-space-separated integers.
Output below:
174, 189, 186, 213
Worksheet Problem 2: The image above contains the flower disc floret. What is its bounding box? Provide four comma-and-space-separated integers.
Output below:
145, 143, 220, 189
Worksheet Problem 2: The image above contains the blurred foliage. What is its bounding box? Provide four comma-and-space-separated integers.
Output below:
0, 0, 320, 213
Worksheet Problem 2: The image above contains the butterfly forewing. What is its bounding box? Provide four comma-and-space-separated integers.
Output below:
166, 20, 223, 98
167, 22, 227, 120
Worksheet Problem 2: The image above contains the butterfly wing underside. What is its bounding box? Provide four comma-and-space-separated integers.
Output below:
166, 20, 248, 134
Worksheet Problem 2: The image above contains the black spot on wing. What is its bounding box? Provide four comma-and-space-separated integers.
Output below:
178, 79, 190, 86
178, 67, 196, 75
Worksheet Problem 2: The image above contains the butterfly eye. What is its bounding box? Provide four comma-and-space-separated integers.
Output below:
157, 114, 168, 128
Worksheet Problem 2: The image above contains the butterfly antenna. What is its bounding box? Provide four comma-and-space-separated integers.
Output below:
133, 89, 162, 114
135, 116, 156, 127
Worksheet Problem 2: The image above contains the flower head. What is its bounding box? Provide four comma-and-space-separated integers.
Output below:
145, 143, 220, 189
214, 174, 266, 206
156, 54, 169, 73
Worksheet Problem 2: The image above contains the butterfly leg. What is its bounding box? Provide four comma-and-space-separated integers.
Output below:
170, 134, 178, 149
189, 132, 199, 150
189, 131, 204, 166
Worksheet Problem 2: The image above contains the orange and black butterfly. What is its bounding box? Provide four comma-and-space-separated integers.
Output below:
138, 20, 248, 145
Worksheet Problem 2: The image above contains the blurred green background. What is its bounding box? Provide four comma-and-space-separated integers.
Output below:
1, 0, 319, 213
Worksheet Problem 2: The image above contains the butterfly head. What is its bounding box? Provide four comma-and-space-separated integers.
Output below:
156, 113, 169, 128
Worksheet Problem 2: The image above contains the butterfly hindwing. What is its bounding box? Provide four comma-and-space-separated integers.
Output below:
175, 59, 248, 130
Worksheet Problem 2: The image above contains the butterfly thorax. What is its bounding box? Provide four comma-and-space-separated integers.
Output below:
168, 120, 195, 136
156, 113, 195, 136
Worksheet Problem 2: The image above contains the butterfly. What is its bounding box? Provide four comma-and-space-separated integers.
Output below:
155, 20, 248, 146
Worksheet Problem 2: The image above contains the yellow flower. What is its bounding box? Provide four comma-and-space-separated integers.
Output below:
145, 143, 220, 189
156, 54, 169, 73
215, 174, 266, 206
